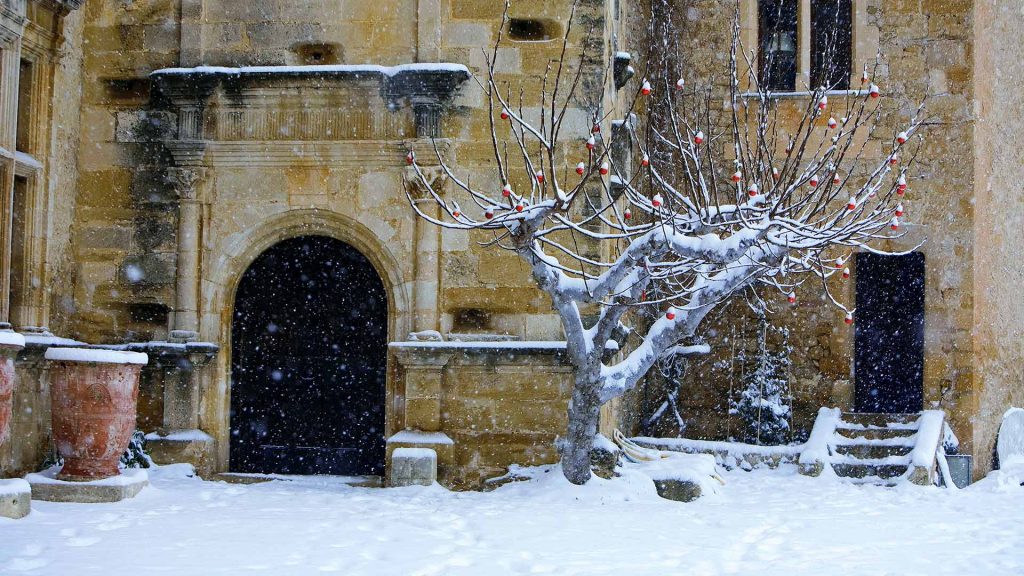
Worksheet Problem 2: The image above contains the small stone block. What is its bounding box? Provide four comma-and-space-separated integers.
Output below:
26, 468, 149, 503
389, 447, 437, 487
653, 478, 703, 502
0, 479, 32, 519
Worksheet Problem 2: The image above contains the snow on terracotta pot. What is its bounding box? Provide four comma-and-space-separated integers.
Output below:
44, 348, 148, 481
0, 330, 26, 449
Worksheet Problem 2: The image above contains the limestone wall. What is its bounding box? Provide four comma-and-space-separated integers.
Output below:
390, 343, 573, 489
972, 0, 1024, 474
639, 1, 979, 457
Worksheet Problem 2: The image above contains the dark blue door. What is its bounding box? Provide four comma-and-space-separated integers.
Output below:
854, 252, 925, 413
230, 236, 387, 475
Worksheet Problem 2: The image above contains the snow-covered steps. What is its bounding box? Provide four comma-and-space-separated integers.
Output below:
799, 408, 947, 487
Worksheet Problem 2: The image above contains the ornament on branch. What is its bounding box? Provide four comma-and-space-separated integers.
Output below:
833, 173, 842, 185
576, 162, 586, 175
676, 78, 685, 90
788, 291, 797, 304
502, 184, 512, 197
828, 117, 838, 129
484, 207, 494, 220
809, 174, 819, 188
897, 131, 909, 145
835, 256, 846, 269
842, 267, 851, 279
818, 95, 828, 111
694, 131, 704, 145
847, 197, 857, 211
666, 309, 676, 321
535, 170, 545, 183
897, 174, 908, 194
895, 203, 905, 217
748, 183, 759, 197
641, 79, 652, 96
586, 136, 596, 151
623, 208, 632, 220
600, 162, 610, 176
732, 170, 743, 183
501, 109, 510, 120
844, 312, 855, 325
641, 154, 650, 167
869, 83, 880, 98
652, 193, 663, 208
592, 123, 601, 134
890, 216, 900, 230
406, 151, 416, 165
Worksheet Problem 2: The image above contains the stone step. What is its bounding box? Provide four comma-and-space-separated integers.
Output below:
840, 412, 918, 428
845, 475, 902, 487
832, 462, 909, 480
834, 426, 918, 441
833, 443, 914, 460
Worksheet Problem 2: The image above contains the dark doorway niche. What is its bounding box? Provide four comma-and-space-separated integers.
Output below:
230, 236, 388, 475
854, 252, 925, 413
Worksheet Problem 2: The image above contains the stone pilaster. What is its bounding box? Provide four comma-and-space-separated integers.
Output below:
406, 166, 446, 335
168, 167, 208, 340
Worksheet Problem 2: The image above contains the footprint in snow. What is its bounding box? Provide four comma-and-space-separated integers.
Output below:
66, 536, 102, 547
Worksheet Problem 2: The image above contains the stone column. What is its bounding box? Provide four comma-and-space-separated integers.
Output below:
407, 167, 446, 335
168, 167, 207, 341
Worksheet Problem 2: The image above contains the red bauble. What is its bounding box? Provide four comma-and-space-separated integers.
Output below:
747, 183, 759, 197
652, 194, 663, 208
833, 173, 841, 185
891, 217, 900, 230
828, 117, 838, 129
641, 79, 652, 95
818, 96, 828, 111
732, 171, 742, 183
485, 209, 494, 219
623, 209, 632, 220
889, 155, 899, 166
453, 210, 461, 218
809, 175, 819, 188
844, 313, 854, 325
586, 136, 596, 151
535, 171, 545, 183
788, 292, 796, 304
666, 310, 676, 321
592, 124, 601, 134
897, 131, 908, 145
502, 184, 512, 197
641, 154, 650, 167
693, 131, 704, 145
869, 84, 880, 98
576, 162, 586, 175
406, 151, 415, 165
895, 203, 905, 217
515, 203, 524, 212
600, 162, 610, 176
675, 78, 685, 90
847, 197, 857, 211
842, 268, 851, 279
500, 109, 510, 120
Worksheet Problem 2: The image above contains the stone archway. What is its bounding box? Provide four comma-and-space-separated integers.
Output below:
229, 235, 388, 475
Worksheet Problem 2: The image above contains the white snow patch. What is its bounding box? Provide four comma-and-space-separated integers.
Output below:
911, 410, 946, 468
0, 478, 29, 496
5, 464, 1023, 574
798, 407, 841, 465
997, 407, 1024, 468
387, 430, 454, 446
144, 429, 214, 443
0, 331, 25, 348
152, 63, 470, 77
25, 466, 148, 487
44, 347, 148, 365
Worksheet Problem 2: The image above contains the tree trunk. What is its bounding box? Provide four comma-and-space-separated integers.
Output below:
561, 382, 602, 485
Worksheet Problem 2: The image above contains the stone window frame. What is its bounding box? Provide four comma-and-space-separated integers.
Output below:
740, 0, 875, 95
0, 3, 61, 330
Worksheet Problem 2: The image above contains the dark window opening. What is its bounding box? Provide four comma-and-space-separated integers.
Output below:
811, 0, 853, 90
508, 18, 560, 42
16, 59, 34, 153
104, 78, 151, 102
453, 308, 491, 332
759, 1, 798, 92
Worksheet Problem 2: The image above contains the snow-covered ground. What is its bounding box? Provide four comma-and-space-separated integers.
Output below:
2, 463, 1022, 575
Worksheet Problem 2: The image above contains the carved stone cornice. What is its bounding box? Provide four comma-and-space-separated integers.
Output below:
0, 1, 26, 49
35, 0, 83, 16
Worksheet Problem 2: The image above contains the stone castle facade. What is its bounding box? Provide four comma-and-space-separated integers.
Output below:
0, 0, 1020, 487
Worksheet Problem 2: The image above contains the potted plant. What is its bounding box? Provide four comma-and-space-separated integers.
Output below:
44, 348, 148, 481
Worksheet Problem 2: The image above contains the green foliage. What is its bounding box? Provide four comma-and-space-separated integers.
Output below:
730, 310, 793, 446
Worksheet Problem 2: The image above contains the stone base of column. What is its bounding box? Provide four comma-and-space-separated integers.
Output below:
26, 468, 148, 503
145, 429, 215, 478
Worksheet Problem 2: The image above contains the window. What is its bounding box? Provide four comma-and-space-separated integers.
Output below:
758, 0, 854, 92
811, 0, 853, 90
759, 1, 798, 92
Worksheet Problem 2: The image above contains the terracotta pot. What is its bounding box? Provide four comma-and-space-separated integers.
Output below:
45, 348, 148, 481
0, 331, 26, 450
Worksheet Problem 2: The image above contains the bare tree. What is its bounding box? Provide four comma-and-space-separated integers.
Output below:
405, 1, 925, 485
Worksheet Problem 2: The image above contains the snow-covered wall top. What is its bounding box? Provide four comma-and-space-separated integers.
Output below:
44, 347, 148, 365
151, 63, 470, 79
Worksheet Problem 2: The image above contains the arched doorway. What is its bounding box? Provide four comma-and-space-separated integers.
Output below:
230, 236, 387, 475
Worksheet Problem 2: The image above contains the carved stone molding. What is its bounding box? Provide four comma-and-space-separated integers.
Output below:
405, 165, 448, 201
166, 167, 207, 201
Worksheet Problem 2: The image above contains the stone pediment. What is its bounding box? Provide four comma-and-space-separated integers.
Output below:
150, 64, 471, 149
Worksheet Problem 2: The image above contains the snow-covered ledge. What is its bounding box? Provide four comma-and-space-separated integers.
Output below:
150, 62, 471, 139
